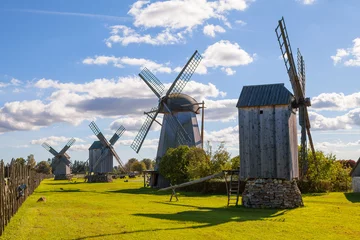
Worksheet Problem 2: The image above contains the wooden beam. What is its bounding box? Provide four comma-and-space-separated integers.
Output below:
158, 172, 225, 192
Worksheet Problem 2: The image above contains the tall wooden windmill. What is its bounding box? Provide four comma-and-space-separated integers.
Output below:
42, 138, 76, 180
88, 121, 125, 182
131, 50, 203, 188
276, 17, 316, 177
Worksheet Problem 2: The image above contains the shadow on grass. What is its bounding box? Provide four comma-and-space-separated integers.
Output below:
106, 187, 219, 197
344, 192, 360, 203
72, 202, 288, 240
302, 193, 328, 197
37, 188, 82, 193
44, 182, 86, 186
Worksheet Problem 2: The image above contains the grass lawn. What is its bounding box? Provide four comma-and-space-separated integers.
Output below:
1, 178, 360, 240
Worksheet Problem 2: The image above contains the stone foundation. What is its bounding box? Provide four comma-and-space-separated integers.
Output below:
242, 179, 303, 209
54, 174, 72, 180
86, 174, 113, 183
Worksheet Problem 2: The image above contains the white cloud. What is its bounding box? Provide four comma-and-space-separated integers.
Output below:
297, 0, 316, 5
69, 144, 91, 152
105, 25, 184, 47
0, 76, 227, 133
0, 78, 22, 88
235, 20, 247, 26
203, 24, 226, 37
311, 92, 360, 111
83, 55, 172, 73
205, 125, 238, 146
106, 0, 253, 47
30, 136, 85, 146
309, 108, 360, 131
331, 38, 360, 66
198, 40, 254, 74
221, 67, 236, 75
315, 140, 360, 156
205, 99, 238, 122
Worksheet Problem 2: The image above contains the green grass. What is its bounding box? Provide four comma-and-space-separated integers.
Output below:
1, 178, 360, 240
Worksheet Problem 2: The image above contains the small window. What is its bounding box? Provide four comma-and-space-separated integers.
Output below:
259, 110, 263, 114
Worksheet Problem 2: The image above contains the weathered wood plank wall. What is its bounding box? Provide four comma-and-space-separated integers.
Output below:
239, 105, 299, 180
0, 160, 48, 236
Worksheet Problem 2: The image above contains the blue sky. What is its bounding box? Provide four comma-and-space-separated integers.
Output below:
0, 0, 359, 165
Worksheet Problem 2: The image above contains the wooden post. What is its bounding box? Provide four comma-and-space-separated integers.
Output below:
201, 101, 205, 149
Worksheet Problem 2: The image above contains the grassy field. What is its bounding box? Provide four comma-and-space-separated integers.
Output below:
1, 178, 360, 240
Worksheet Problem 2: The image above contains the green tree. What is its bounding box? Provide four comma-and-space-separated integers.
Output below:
15, 157, 26, 165
210, 142, 231, 173
159, 145, 191, 184
125, 158, 138, 172
186, 147, 211, 180
26, 154, 36, 169
230, 155, 240, 170
35, 161, 52, 174
141, 158, 153, 170
131, 161, 146, 173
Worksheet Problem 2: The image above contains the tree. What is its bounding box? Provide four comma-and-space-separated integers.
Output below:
15, 157, 26, 165
159, 145, 191, 184
141, 158, 154, 170
210, 142, 231, 173
186, 147, 211, 180
230, 155, 240, 170
71, 160, 88, 173
27, 154, 36, 169
35, 161, 52, 174
131, 161, 146, 173
125, 158, 139, 172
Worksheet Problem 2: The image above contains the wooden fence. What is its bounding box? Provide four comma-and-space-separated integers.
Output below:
0, 160, 49, 236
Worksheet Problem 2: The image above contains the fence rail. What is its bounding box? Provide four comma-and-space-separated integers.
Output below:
0, 160, 49, 236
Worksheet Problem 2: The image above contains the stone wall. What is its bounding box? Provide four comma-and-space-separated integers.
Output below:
242, 178, 303, 209
352, 177, 360, 192
86, 174, 113, 183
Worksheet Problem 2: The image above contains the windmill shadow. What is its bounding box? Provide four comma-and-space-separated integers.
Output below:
344, 192, 360, 203
36, 188, 82, 193
71, 204, 287, 240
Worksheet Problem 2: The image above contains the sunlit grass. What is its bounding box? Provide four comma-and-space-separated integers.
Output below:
1, 178, 360, 240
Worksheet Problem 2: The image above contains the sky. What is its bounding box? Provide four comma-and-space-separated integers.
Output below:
0, 0, 359, 165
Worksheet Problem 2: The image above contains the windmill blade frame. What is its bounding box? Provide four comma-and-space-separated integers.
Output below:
165, 50, 202, 97
275, 17, 304, 101
139, 67, 165, 98
58, 138, 76, 155
162, 102, 191, 145
131, 106, 160, 153
89, 121, 111, 147
109, 125, 125, 146
41, 142, 59, 156
92, 148, 109, 171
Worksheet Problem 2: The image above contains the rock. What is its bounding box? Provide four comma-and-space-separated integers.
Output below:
37, 197, 46, 203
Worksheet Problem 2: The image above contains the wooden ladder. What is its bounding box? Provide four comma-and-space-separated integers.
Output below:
227, 170, 240, 206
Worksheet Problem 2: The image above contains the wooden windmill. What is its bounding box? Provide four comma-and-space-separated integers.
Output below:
276, 17, 316, 177
42, 138, 75, 180
88, 121, 126, 177
131, 50, 203, 188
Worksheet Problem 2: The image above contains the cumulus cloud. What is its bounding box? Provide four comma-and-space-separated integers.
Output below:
331, 38, 360, 66
106, 0, 253, 47
0, 78, 22, 88
315, 140, 360, 155
30, 136, 85, 146
235, 20, 247, 26
203, 24, 226, 37
0, 76, 227, 133
309, 108, 360, 131
205, 99, 238, 122
205, 125, 239, 146
297, 0, 316, 4
83, 55, 172, 73
311, 92, 360, 111
198, 40, 254, 74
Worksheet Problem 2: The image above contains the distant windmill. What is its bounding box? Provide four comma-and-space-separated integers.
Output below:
276, 17, 316, 177
88, 121, 125, 182
42, 138, 76, 180
131, 50, 203, 188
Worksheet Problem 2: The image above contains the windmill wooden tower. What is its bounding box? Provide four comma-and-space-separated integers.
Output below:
88, 121, 126, 182
235, 17, 316, 208
131, 50, 203, 188
42, 138, 76, 180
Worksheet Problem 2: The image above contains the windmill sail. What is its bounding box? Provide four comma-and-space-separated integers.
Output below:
139, 67, 165, 98
109, 125, 125, 146
42, 142, 59, 156
166, 50, 202, 97
59, 138, 76, 155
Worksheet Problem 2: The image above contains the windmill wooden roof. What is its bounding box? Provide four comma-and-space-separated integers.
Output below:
236, 83, 294, 108
89, 141, 103, 150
